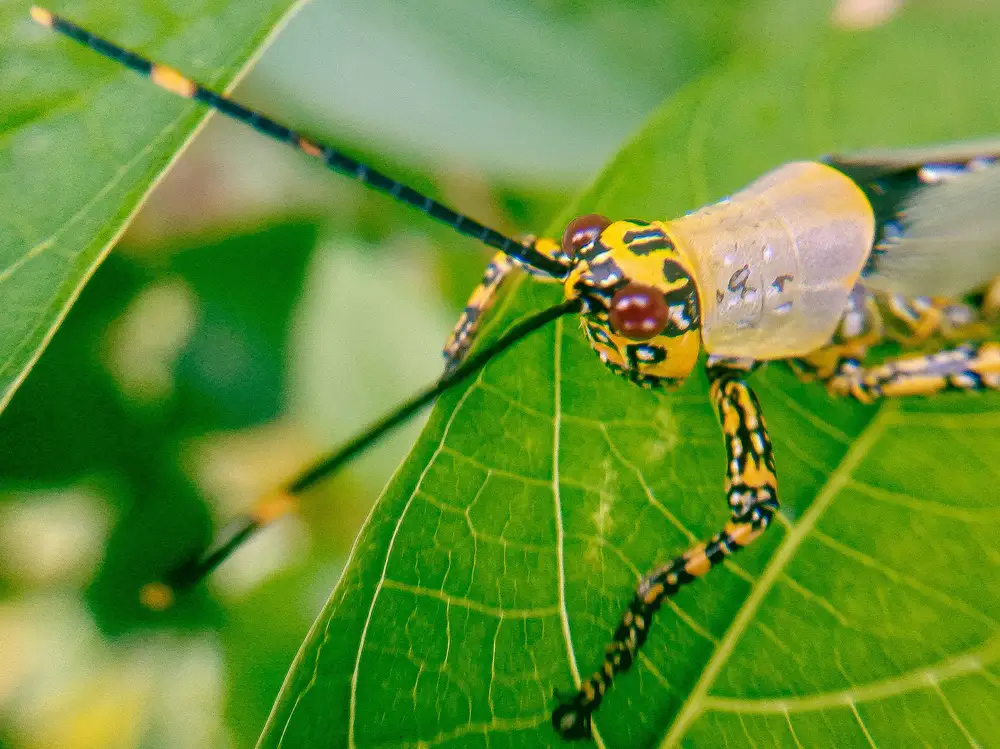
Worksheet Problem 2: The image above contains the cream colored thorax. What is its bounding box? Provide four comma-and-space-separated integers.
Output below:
662, 161, 875, 359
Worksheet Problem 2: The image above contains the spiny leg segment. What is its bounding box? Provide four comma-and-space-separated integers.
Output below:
444, 252, 518, 373
29, 7, 566, 278
788, 282, 1000, 401
828, 341, 1000, 401
552, 362, 779, 740
444, 238, 567, 371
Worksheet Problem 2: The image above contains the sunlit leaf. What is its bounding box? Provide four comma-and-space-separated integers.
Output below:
262, 4, 1000, 748
0, 0, 301, 413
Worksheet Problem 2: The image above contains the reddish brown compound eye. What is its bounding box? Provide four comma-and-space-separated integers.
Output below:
561, 214, 612, 256
609, 282, 670, 340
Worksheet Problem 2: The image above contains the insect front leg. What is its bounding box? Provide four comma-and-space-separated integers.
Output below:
443, 238, 566, 372
552, 360, 779, 740
827, 342, 1000, 401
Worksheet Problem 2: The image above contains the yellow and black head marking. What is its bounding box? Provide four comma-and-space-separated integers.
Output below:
560, 215, 702, 388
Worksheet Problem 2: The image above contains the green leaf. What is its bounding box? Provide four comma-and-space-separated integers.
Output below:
262, 5, 1000, 749
0, 0, 301, 413
258, 0, 747, 184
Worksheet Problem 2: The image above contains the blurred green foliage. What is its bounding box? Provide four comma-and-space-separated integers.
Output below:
2, 1, 1000, 748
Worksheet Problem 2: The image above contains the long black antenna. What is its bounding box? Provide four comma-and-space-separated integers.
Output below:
137, 299, 581, 609
31, 7, 569, 278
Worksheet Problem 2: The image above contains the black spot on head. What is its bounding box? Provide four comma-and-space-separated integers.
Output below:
623, 227, 674, 255
661, 283, 691, 306
626, 343, 668, 369
662, 259, 689, 284
660, 274, 700, 335
632, 238, 674, 254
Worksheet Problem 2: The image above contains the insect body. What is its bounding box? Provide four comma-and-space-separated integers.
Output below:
31, 7, 1000, 743
562, 160, 875, 387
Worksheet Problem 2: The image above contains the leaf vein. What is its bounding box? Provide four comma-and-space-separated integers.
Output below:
847, 479, 1000, 523
701, 631, 1000, 714
811, 529, 1000, 630
347, 384, 478, 749
381, 579, 561, 620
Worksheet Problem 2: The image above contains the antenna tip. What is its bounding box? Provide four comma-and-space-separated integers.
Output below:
30, 7, 54, 27
139, 581, 176, 611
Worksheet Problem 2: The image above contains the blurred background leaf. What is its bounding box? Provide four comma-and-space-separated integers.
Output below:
3, 0, 997, 748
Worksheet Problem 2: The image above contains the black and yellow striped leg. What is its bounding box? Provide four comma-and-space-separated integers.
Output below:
443, 238, 568, 372
790, 284, 997, 389
878, 291, 991, 345
827, 341, 1000, 402
552, 364, 779, 740
444, 252, 516, 373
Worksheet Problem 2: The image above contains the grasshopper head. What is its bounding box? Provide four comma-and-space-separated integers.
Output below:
560, 215, 702, 387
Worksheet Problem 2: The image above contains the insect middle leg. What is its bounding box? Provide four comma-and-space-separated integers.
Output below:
443, 238, 566, 372
826, 341, 1000, 401
552, 362, 779, 740
878, 291, 993, 346
790, 284, 995, 388
790, 284, 1000, 401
